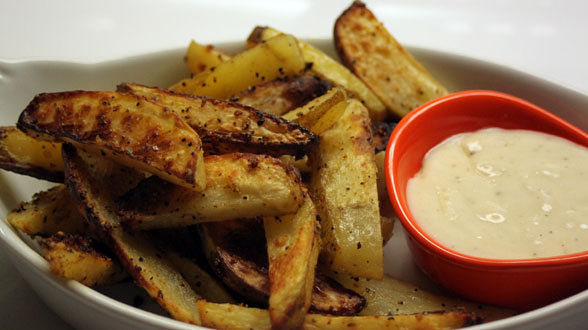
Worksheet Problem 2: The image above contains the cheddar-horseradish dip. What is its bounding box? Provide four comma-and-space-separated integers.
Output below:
407, 128, 588, 259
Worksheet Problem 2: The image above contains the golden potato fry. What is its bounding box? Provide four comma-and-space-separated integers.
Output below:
309, 100, 348, 135
17, 91, 205, 191
184, 40, 231, 76
325, 271, 515, 322
62, 144, 202, 324
7, 185, 87, 236
264, 194, 320, 329
0, 126, 63, 182
118, 83, 317, 158
247, 26, 387, 122
230, 75, 332, 117
282, 87, 347, 131
118, 153, 305, 230
334, 1, 448, 117
38, 232, 126, 286
310, 99, 383, 279
170, 34, 306, 99
197, 300, 478, 330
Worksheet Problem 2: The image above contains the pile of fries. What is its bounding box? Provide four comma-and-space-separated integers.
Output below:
1, 2, 514, 329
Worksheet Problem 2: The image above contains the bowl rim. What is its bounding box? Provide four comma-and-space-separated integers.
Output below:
385, 89, 588, 268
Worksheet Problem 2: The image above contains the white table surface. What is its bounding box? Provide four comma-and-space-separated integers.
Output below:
1, 1, 587, 328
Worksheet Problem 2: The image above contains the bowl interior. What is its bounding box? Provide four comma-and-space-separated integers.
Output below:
386, 90, 588, 262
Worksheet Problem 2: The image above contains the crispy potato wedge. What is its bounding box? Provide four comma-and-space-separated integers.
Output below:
118, 153, 305, 230
17, 91, 205, 191
325, 271, 515, 322
117, 83, 316, 158
38, 232, 126, 286
230, 75, 332, 117
198, 220, 366, 315
62, 144, 202, 324
170, 34, 306, 99
184, 40, 231, 76
282, 87, 347, 131
0, 126, 64, 182
303, 311, 478, 330
247, 26, 387, 122
334, 1, 448, 118
197, 300, 478, 330
264, 194, 320, 329
7, 185, 87, 236
310, 99, 383, 279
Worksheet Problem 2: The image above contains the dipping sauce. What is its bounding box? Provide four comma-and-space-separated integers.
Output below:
407, 128, 588, 259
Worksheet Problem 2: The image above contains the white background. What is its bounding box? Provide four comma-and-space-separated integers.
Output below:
1, 0, 587, 328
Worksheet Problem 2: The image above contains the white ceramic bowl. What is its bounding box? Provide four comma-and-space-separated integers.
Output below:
1, 40, 588, 329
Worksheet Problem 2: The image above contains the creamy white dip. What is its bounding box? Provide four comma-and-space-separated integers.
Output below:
407, 128, 588, 259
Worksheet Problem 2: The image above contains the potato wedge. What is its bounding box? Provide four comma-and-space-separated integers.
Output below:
38, 232, 126, 286
310, 99, 383, 279
264, 194, 320, 329
62, 144, 202, 324
230, 75, 332, 117
117, 83, 317, 158
7, 185, 87, 236
118, 153, 305, 230
334, 1, 448, 117
0, 126, 64, 182
247, 26, 387, 122
198, 219, 366, 315
184, 40, 231, 76
197, 300, 478, 330
170, 34, 306, 99
282, 87, 347, 131
325, 271, 515, 322
17, 91, 205, 191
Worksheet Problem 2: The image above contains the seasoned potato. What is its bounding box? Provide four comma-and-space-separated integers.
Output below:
39, 232, 126, 286
118, 153, 305, 230
184, 40, 231, 76
62, 144, 202, 324
282, 87, 347, 132
0, 126, 64, 182
118, 83, 317, 158
310, 99, 383, 279
263, 194, 320, 329
170, 34, 306, 99
325, 271, 516, 322
17, 91, 206, 191
7, 185, 87, 236
334, 1, 448, 117
196, 300, 478, 330
230, 75, 332, 117
247, 26, 387, 122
